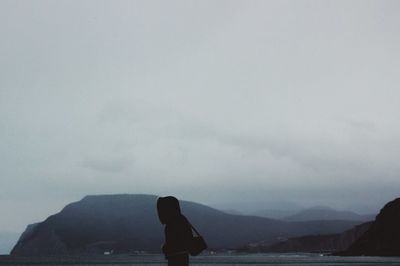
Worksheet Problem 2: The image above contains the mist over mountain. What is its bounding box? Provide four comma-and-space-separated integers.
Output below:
213, 200, 303, 219
213, 200, 302, 215
217, 202, 376, 221
0, 232, 19, 255
283, 206, 375, 222
11, 194, 360, 256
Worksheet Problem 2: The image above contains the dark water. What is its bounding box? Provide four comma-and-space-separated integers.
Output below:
1, 254, 400, 266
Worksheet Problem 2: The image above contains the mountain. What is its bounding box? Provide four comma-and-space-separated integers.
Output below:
338, 198, 400, 256
220, 209, 244, 215
212, 200, 303, 218
242, 222, 372, 253
251, 209, 300, 220
284, 206, 375, 222
11, 194, 361, 256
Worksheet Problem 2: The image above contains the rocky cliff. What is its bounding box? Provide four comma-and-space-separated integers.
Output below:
338, 198, 400, 256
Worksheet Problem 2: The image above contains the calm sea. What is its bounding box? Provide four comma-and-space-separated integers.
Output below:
1, 253, 400, 266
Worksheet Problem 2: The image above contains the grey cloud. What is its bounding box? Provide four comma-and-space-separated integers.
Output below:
80, 158, 133, 173
1, 0, 400, 232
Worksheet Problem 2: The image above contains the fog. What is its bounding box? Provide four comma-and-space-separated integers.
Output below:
1, 0, 400, 233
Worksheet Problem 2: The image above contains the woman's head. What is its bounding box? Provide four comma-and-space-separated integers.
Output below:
157, 196, 181, 224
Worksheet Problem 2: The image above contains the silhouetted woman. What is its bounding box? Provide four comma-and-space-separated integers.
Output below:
157, 196, 193, 266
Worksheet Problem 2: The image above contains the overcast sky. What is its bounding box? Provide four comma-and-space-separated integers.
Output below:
1, 0, 400, 233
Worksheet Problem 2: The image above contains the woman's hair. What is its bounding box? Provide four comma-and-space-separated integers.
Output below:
157, 196, 182, 224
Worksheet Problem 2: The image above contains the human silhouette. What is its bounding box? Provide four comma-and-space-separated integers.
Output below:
157, 196, 193, 266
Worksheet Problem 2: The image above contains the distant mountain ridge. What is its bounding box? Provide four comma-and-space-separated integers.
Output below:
283, 206, 375, 222
222, 204, 375, 221
214, 200, 302, 219
242, 222, 372, 253
11, 194, 361, 256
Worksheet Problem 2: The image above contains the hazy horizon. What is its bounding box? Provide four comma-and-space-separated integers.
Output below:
1, 0, 400, 234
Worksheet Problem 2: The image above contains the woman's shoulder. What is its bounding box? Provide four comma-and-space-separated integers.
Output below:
178, 215, 189, 224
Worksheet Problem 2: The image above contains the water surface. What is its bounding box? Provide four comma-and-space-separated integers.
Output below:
1, 253, 400, 266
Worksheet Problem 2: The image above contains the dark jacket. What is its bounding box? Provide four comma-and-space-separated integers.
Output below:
157, 196, 193, 258
164, 214, 192, 256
